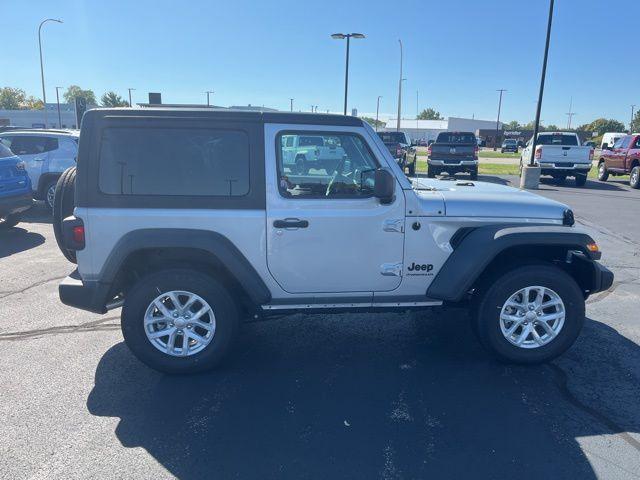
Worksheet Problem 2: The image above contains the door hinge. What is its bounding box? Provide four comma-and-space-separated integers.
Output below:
380, 262, 403, 277
383, 219, 404, 233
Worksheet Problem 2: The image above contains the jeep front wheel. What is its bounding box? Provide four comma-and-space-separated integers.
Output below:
121, 269, 240, 374
473, 264, 584, 364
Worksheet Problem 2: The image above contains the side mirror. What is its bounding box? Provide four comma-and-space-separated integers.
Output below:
374, 168, 395, 204
602, 143, 609, 150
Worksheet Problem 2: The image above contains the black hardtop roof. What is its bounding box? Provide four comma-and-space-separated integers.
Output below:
87, 107, 364, 127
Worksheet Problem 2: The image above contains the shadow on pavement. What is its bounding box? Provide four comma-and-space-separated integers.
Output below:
0, 227, 45, 258
86, 311, 640, 479
18, 203, 53, 225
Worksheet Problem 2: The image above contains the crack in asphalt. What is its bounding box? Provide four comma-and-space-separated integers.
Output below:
549, 363, 640, 452
0, 274, 69, 300
0, 316, 120, 341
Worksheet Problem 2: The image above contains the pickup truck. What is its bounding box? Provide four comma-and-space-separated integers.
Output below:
427, 131, 478, 179
280, 134, 345, 175
521, 132, 593, 187
376, 131, 417, 176
597, 134, 640, 189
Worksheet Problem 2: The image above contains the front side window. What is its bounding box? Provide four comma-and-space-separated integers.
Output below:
4, 135, 54, 155
277, 132, 378, 198
99, 127, 250, 196
619, 136, 632, 149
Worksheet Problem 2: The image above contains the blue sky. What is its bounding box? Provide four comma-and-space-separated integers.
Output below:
2, 0, 638, 126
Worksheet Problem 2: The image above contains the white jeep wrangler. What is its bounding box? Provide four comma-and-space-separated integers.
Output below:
55, 108, 613, 374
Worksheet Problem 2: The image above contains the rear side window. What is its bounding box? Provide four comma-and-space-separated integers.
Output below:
436, 132, 476, 144
2, 135, 58, 155
537, 134, 578, 146
98, 128, 250, 196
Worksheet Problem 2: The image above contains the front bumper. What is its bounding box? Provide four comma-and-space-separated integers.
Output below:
591, 261, 614, 294
0, 192, 33, 217
59, 269, 112, 314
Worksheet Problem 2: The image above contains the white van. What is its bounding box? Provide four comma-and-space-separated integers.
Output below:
601, 132, 626, 150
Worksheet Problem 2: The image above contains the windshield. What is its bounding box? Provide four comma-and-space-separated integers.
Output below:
537, 134, 578, 146
377, 132, 406, 144
436, 132, 476, 144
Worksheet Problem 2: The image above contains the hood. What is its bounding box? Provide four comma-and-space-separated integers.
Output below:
412, 178, 569, 221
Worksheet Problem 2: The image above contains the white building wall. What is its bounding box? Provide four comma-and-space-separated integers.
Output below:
447, 116, 502, 132
0, 103, 79, 129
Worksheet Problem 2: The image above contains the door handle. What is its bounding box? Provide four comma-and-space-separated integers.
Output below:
273, 218, 309, 229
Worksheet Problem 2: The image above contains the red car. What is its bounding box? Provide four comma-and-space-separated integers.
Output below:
598, 134, 640, 189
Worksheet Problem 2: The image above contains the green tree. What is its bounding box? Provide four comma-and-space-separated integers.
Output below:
360, 116, 386, 129
417, 108, 443, 120
631, 110, 640, 133
504, 120, 521, 130
0, 87, 26, 109
22, 96, 44, 109
101, 91, 129, 107
544, 124, 560, 131
580, 118, 626, 136
63, 85, 97, 105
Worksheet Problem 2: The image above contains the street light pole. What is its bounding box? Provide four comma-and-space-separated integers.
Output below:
205, 90, 214, 107
55, 87, 62, 127
127, 88, 136, 107
290, 98, 294, 112
494, 89, 506, 150
38, 18, 63, 127
416, 90, 419, 132
631, 104, 636, 133
396, 39, 403, 131
529, 0, 555, 168
331, 33, 365, 115
375, 95, 382, 131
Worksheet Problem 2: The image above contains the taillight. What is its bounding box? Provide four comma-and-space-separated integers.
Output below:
427, 146, 432, 156
474, 145, 479, 159
73, 225, 85, 245
535, 146, 543, 160
396, 147, 403, 157
589, 148, 594, 161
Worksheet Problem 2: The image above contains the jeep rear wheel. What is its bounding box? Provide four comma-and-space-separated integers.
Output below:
473, 264, 584, 364
121, 269, 240, 374
52, 167, 77, 263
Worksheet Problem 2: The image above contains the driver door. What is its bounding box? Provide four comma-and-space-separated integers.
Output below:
266, 128, 406, 294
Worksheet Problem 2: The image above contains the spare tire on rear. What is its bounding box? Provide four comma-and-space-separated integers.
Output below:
53, 166, 77, 263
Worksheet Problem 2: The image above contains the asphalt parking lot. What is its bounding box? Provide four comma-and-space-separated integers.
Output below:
1, 176, 639, 480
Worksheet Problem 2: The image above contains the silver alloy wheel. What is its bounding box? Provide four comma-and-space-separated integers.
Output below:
144, 290, 216, 357
46, 183, 56, 209
599, 163, 605, 176
631, 167, 639, 186
499, 286, 565, 349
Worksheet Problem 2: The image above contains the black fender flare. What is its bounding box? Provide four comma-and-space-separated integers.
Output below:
426, 225, 600, 302
100, 229, 271, 305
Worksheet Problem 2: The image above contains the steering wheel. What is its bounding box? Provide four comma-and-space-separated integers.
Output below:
326, 156, 358, 196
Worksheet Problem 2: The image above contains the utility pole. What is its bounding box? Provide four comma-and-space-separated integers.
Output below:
565, 97, 576, 129
205, 90, 214, 107
416, 90, 419, 132
38, 18, 63, 127
396, 39, 403, 131
127, 88, 135, 107
494, 89, 507, 150
290, 98, 294, 112
55, 87, 62, 127
631, 104, 636, 133
375, 96, 382, 132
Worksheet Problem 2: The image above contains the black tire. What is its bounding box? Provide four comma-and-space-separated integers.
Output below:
52, 166, 77, 263
473, 264, 585, 364
597, 161, 609, 181
121, 269, 240, 374
575, 173, 587, 187
555, 175, 567, 185
469, 168, 478, 180
630, 165, 640, 189
408, 159, 416, 177
0, 213, 21, 230
427, 166, 438, 178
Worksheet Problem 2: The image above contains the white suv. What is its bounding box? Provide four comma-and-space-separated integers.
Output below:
0, 129, 78, 209
54, 108, 613, 374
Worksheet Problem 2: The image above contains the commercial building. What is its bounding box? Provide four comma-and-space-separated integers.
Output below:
380, 116, 502, 143
0, 103, 80, 129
